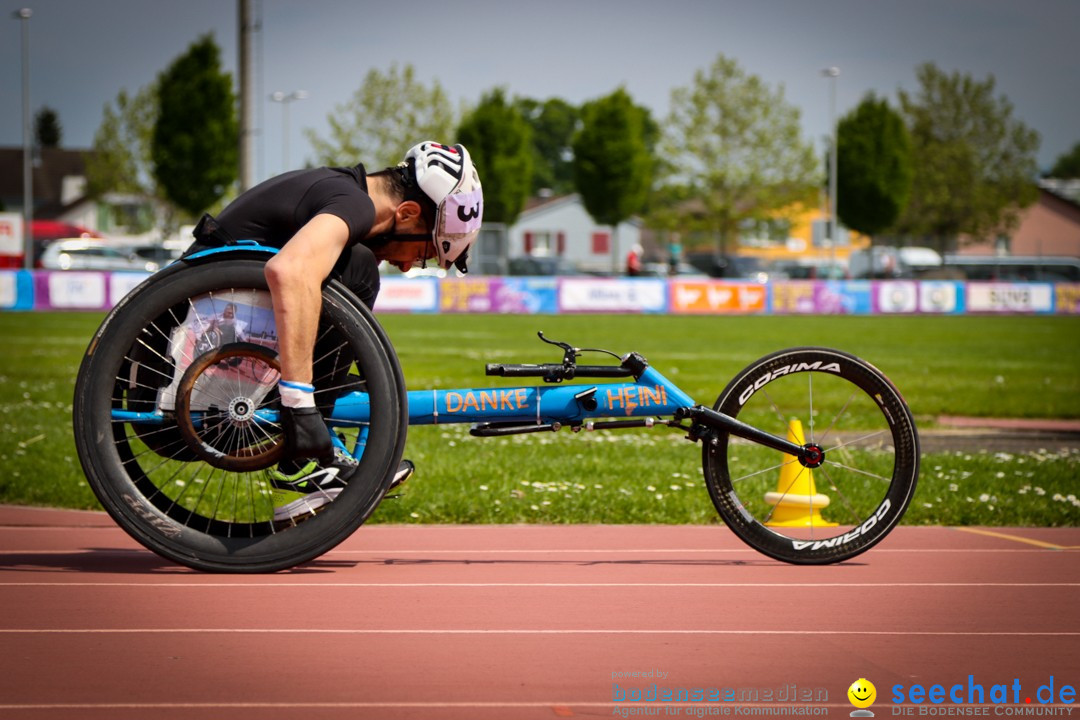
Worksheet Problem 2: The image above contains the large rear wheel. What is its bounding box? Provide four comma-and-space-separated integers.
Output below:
73, 259, 407, 572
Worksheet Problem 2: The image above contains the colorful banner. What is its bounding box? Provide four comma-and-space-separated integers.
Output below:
5, 271, 1078, 316
669, 281, 767, 314
440, 277, 498, 313
35, 271, 109, 310
816, 281, 873, 314
495, 278, 558, 314
918, 281, 964, 314
558, 278, 667, 313
771, 282, 818, 314
966, 283, 1054, 314
874, 281, 919, 314
109, 272, 152, 306
0, 270, 33, 310
375, 277, 439, 313
1054, 284, 1080, 314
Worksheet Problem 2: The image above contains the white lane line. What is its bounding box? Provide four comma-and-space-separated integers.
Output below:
0, 547, 1073, 553
1, 629, 1076, 636
3, 702, 1072, 711
1, 582, 1077, 588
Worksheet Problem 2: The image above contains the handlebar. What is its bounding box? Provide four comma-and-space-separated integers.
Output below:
484, 333, 648, 383
485, 363, 633, 379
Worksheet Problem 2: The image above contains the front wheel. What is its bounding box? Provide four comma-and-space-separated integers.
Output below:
703, 347, 919, 564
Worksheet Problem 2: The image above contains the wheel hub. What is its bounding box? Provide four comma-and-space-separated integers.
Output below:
799, 443, 825, 469
228, 396, 256, 425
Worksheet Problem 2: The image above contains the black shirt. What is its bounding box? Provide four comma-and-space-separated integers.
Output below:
216, 164, 376, 248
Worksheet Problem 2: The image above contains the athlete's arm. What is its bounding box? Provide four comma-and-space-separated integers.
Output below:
264, 213, 351, 383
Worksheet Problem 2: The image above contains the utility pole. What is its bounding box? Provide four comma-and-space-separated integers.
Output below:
15, 8, 33, 269
238, 0, 255, 190
822, 66, 840, 274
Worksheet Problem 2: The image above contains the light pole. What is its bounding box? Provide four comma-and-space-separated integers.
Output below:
821, 66, 839, 276
14, 8, 32, 270
270, 90, 307, 173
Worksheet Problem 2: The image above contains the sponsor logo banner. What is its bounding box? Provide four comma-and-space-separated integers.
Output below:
0, 271, 19, 308
440, 277, 497, 313
670, 281, 767, 314
109, 272, 152, 306
816, 281, 873, 314
1055, 283, 1080, 314
559, 278, 667, 313
967, 283, 1053, 313
376, 277, 439, 313
918, 281, 963, 313
875, 281, 919, 313
38, 271, 108, 309
494, 277, 557, 314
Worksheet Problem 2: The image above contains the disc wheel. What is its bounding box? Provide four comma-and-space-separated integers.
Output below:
703, 347, 919, 564
73, 258, 407, 572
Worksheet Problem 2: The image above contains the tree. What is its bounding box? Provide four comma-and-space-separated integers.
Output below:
34, 107, 62, 148
86, 84, 159, 199
457, 88, 533, 225
306, 63, 455, 170
895, 63, 1040, 253
1049, 142, 1080, 179
151, 34, 238, 218
659, 53, 819, 257
515, 97, 579, 195
836, 93, 914, 238
572, 88, 653, 271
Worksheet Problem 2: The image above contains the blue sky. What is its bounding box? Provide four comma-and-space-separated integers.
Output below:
1, 0, 1077, 184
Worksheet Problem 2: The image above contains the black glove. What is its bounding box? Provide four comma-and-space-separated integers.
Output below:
280, 406, 333, 463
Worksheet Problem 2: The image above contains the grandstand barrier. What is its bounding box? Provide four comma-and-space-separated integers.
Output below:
2, 270, 1079, 315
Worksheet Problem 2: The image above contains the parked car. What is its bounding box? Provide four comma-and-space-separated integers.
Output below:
640, 262, 709, 278
685, 253, 771, 281
130, 244, 184, 266
39, 240, 159, 273
507, 256, 581, 276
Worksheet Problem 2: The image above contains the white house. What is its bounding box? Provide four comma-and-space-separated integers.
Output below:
508, 194, 642, 274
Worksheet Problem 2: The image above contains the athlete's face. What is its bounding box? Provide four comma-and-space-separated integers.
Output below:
375, 200, 433, 270
376, 237, 436, 272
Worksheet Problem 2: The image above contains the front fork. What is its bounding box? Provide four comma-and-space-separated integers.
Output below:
676, 405, 825, 469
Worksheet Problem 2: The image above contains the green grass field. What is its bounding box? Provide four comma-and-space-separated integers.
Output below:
1, 311, 1078, 526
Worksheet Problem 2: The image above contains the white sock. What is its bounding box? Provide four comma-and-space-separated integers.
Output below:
279, 380, 316, 408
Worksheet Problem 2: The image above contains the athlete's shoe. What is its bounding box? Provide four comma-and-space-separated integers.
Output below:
268, 448, 358, 522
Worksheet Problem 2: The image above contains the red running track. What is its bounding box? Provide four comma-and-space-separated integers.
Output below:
0, 505, 1077, 720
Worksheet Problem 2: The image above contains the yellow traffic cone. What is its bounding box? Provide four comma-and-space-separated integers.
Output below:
764, 419, 837, 527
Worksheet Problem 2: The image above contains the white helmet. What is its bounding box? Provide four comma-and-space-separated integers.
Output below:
404, 141, 483, 272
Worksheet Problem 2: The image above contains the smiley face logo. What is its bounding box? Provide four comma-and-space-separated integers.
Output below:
848, 678, 877, 709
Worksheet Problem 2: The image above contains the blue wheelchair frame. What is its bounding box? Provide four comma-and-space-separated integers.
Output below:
110, 243, 808, 462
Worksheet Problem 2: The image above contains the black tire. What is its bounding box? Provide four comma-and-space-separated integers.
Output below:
73, 259, 407, 572
703, 347, 919, 564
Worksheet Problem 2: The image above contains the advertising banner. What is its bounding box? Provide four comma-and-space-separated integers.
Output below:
918, 281, 964, 314
36, 271, 109, 310
874, 281, 919, 314
771, 282, 819, 313
376, 277, 439, 313
0, 270, 33, 310
440, 277, 498, 313
669, 281, 767, 314
109, 272, 152, 306
815, 281, 873, 314
558, 278, 667, 313
493, 277, 557, 314
1055, 283, 1080, 314
966, 283, 1053, 313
